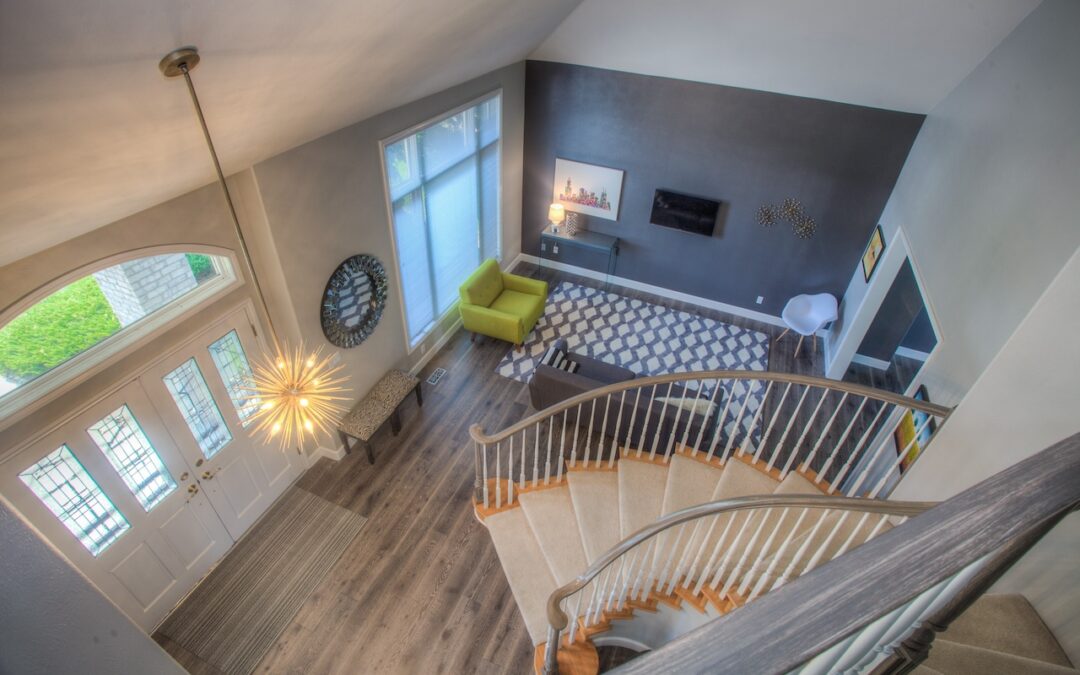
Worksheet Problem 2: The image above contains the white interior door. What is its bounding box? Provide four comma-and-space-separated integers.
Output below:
141, 309, 303, 539
0, 381, 232, 632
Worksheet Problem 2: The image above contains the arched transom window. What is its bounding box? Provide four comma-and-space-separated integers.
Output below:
0, 252, 235, 413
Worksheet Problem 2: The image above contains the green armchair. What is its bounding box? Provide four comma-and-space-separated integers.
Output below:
459, 259, 548, 347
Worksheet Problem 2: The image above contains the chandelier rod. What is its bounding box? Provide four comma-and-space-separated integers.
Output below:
160, 47, 280, 351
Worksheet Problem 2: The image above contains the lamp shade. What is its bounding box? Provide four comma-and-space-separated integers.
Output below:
548, 203, 566, 224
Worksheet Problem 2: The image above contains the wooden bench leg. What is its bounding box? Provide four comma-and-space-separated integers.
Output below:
339, 430, 352, 455
414, 382, 423, 407
390, 409, 401, 435
361, 439, 375, 464
340, 430, 375, 464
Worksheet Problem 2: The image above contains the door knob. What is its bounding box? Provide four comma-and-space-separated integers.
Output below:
201, 470, 215, 480
187, 484, 199, 495
195, 458, 205, 467
179, 472, 189, 481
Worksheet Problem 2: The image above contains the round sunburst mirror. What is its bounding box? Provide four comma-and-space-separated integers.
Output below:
320, 254, 388, 348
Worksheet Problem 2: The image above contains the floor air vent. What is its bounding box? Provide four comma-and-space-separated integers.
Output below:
426, 368, 447, 386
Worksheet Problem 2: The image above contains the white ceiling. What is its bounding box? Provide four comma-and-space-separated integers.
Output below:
532, 0, 1039, 113
0, 0, 1039, 268
0, 0, 581, 267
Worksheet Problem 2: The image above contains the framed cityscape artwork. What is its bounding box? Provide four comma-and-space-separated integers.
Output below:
553, 158, 624, 221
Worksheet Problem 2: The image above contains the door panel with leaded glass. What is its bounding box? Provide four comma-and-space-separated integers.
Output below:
141, 311, 303, 539
0, 381, 232, 632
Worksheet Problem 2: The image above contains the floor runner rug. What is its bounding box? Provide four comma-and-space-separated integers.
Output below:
157, 486, 367, 674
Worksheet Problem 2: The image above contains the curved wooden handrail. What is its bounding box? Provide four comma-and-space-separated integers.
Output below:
470, 370, 951, 445
544, 494, 936, 631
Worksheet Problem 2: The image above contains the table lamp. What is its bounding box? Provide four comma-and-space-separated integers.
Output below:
548, 203, 565, 233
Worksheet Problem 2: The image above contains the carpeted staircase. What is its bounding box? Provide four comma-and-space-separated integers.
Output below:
915, 594, 1075, 675
479, 446, 874, 658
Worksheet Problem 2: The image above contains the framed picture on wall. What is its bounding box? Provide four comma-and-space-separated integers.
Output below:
894, 384, 937, 473
862, 225, 886, 281
552, 158, 624, 221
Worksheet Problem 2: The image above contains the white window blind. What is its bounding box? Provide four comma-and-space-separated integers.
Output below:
383, 93, 501, 346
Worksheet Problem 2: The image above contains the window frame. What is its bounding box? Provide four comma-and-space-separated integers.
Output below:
378, 89, 504, 352
0, 245, 241, 428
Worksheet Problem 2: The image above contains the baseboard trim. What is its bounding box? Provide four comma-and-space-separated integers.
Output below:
408, 316, 463, 378
514, 253, 791, 329
851, 354, 892, 371
313, 445, 347, 462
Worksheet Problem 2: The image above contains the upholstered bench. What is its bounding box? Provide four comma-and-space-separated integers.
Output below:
338, 369, 422, 464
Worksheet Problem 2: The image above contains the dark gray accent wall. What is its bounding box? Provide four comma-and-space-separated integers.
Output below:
522, 61, 924, 317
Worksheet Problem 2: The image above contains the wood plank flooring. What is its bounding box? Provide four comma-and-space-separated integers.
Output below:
154, 265, 829, 674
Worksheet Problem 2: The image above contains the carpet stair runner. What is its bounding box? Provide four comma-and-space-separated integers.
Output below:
480, 446, 882, 674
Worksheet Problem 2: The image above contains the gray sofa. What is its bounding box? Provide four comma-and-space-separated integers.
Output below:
529, 338, 722, 453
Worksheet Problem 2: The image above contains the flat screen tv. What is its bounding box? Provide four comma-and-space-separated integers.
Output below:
650, 189, 720, 237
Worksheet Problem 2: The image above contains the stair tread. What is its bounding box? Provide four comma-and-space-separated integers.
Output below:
484, 508, 558, 646
520, 485, 589, 585
940, 594, 1073, 667
567, 470, 621, 563
660, 454, 725, 515
619, 458, 668, 538
714, 457, 781, 500
928, 639, 1077, 674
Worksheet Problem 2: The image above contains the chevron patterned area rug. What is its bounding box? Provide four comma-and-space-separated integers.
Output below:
496, 281, 770, 439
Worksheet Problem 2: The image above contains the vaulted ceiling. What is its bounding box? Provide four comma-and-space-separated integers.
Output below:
0, 0, 1039, 268
0, 0, 582, 266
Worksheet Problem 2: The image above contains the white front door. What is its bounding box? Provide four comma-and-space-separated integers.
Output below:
0, 381, 232, 631
140, 311, 304, 539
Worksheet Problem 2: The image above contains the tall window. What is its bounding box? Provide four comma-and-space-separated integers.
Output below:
383, 93, 501, 346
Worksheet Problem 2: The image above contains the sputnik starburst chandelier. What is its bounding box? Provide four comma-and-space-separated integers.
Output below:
160, 46, 351, 451
247, 345, 350, 450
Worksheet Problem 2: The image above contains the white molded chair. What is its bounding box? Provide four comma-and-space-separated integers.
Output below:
777, 293, 838, 358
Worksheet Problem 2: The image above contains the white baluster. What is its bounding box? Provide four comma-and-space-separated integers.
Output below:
721, 508, 772, 597
569, 404, 582, 467
650, 382, 675, 461
544, 416, 554, 485
481, 442, 489, 508
799, 392, 850, 475
666, 520, 706, 593
802, 511, 852, 575
828, 402, 891, 494
567, 591, 584, 645
748, 508, 810, 602
780, 388, 829, 478
657, 524, 689, 595
609, 390, 626, 467
558, 410, 568, 482
767, 384, 811, 472
815, 397, 869, 486
626, 387, 642, 456
507, 436, 514, 505
705, 381, 735, 462
583, 399, 597, 466
755, 381, 792, 463
708, 510, 759, 593
738, 507, 790, 597
615, 547, 641, 611
597, 394, 611, 468
772, 509, 832, 591
605, 557, 628, 612
519, 431, 526, 490
533, 424, 540, 487
665, 382, 693, 460
692, 513, 739, 595
722, 380, 758, 463
692, 380, 723, 456
495, 441, 502, 508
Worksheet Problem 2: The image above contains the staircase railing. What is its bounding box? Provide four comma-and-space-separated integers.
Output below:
540, 495, 936, 674
469, 371, 952, 513
612, 432, 1080, 675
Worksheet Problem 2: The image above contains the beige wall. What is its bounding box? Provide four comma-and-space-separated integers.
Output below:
893, 246, 1080, 662
249, 62, 526, 431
